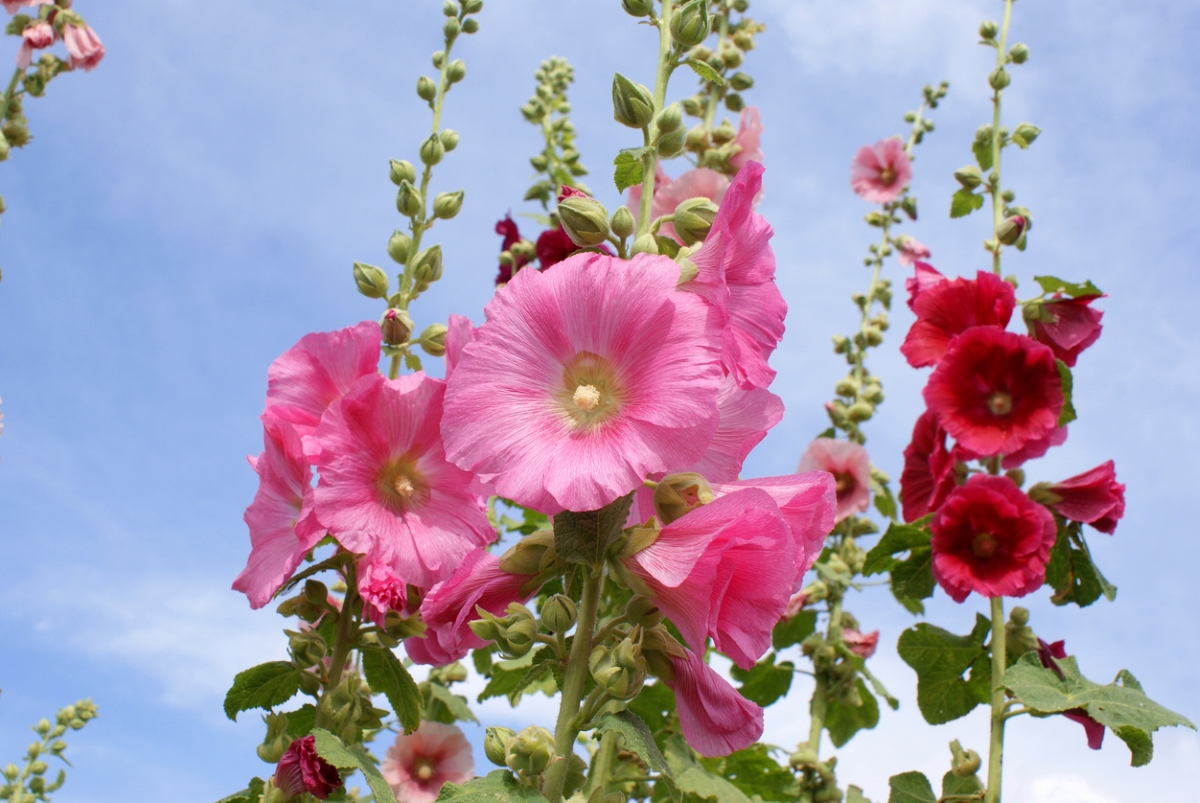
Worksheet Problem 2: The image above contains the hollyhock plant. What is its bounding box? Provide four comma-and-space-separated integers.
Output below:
895, 235, 931, 268
899, 410, 964, 522
442, 252, 723, 514
274, 735, 342, 801
380, 721, 474, 803
904, 261, 945, 310
313, 372, 494, 613
61, 21, 104, 71
1026, 294, 1105, 367
842, 628, 880, 659
729, 106, 764, 171
850, 137, 912, 204
797, 437, 871, 522
1036, 638, 1106, 750
1037, 460, 1126, 534
930, 474, 1057, 602
924, 326, 1063, 456
663, 647, 764, 757
16, 20, 53, 69
628, 164, 730, 241
683, 376, 784, 482
900, 270, 1016, 368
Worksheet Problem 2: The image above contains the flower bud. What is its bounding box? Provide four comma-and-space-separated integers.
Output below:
412, 244, 444, 284
380, 308, 414, 345
447, 59, 466, 83
589, 636, 647, 700
725, 92, 745, 113
439, 129, 460, 151
621, 0, 654, 17
443, 1, 459, 15
484, 727, 514, 767
625, 595, 664, 628
417, 75, 437, 102
669, 0, 710, 47
0, 132, 9, 163
499, 529, 557, 575
288, 629, 328, 669
396, 180, 424, 217
996, 215, 1026, 246
711, 118, 737, 144
390, 159, 416, 186
612, 73, 655, 129
730, 72, 754, 91
420, 134, 446, 166
630, 233, 659, 256
501, 616, 537, 656
387, 230, 411, 264
540, 594, 577, 633
506, 726, 554, 776
979, 20, 998, 40
464, 0, 483, 12
950, 740, 983, 777
432, 50, 445, 69
681, 95, 705, 117
1008, 42, 1029, 64
433, 189, 464, 219
418, 323, 448, 357
444, 17, 460, 39
1005, 468, 1025, 488
720, 42, 743, 68
257, 711, 293, 764
461, 17, 479, 33
954, 165, 983, 189
299, 671, 322, 696
657, 127, 686, 158
558, 195, 610, 247
655, 102, 684, 134
610, 205, 635, 240
847, 401, 874, 422
988, 67, 1011, 91
352, 262, 389, 299
653, 472, 714, 524
672, 197, 718, 246
685, 125, 709, 152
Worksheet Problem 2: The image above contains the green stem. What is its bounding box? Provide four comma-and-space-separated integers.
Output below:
543, 567, 603, 803
586, 730, 619, 795
635, 0, 676, 239
315, 561, 361, 730
984, 596, 1008, 803
806, 595, 844, 754
904, 101, 929, 156
0, 66, 23, 123
702, 5, 730, 131
388, 354, 401, 380
988, 0, 1015, 276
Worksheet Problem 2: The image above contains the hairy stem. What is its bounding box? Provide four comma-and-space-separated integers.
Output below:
984, 596, 1008, 803
636, 0, 675, 239
586, 730, 619, 795
315, 560, 360, 730
703, 4, 730, 131
988, 0, 1015, 276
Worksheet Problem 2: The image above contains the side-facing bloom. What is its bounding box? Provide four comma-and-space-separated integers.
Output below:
62, 22, 104, 71
233, 415, 325, 608
1036, 639, 1105, 750
930, 474, 1057, 602
899, 410, 964, 522
1026, 294, 1104, 367
628, 165, 730, 242
380, 721, 474, 803
905, 261, 945, 310
729, 107, 764, 170
896, 236, 931, 268
274, 735, 341, 801
851, 138, 912, 204
663, 647, 763, 757
443, 252, 723, 514
405, 548, 535, 665
842, 628, 879, 659
16, 20, 53, 68
313, 372, 494, 619
1037, 461, 1125, 534
924, 327, 1063, 457
796, 438, 871, 522
901, 271, 1016, 368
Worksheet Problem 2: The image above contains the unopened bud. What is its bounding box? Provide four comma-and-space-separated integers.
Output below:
954, 165, 983, 189
446, 59, 466, 83
669, 0, 711, 47
672, 197, 718, 246
463, 0, 483, 12
390, 159, 416, 186
444, 17, 460, 39
657, 127, 686, 158
989, 67, 1011, 91
461, 17, 479, 34
412, 244, 444, 284
653, 472, 714, 525
610, 205, 635, 240
443, 1, 459, 16
996, 215, 1026, 246
433, 189, 464, 219
417, 75, 437, 102
558, 195, 610, 247
720, 42, 743, 68
711, 118, 736, 144
387, 230, 411, 264
979, 20, 998, 40
420, 134, 446, 166
612, 73, 655, 129
396, 180, 423, 217
541, 594, 577, 633
725, 93, 744, 113
685, 125, 709, 151
418, 323, 448, 357
631, 233, 659, 256
655, 102, 683, 133
499, 530, 557, 575
439, 129, 460, 151
381, 308, 414, 345
730, 72, 754, 91
353, 262, 389, 299
589, 637, 647, 700
1008, 42, 1029, 64
484, 727, 514, 767
506, 726, 554, 776
625, 595, 664, 628
288, 630, 328, 668
1005, 468, 1025, 487
847, 401, 874, 422
621, 0, 654, 16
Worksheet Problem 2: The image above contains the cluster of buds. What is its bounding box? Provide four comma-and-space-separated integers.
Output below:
902, 81, 948, 147
469, 602, 538, 658
0, 700, 96, 802
318, 674, 388, 747
522, 56, 589, 207
484, 726, 586, 795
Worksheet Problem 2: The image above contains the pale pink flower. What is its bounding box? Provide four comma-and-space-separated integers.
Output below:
782, 590, 808, 619
729, 107, 763, 171
851, 138, 912, 204
443, 313, 475, 379
628, 165, 730, 241
664, 648, 763, 757
313, 372, 494, 617
895, 235, 930, 268
381, 721, 474, 803
232, 415, 325, 609
2, 1, 51, 14
16, 20, 53, 69
797, 438, 871, 522
61, 22, 103, 71
842, 628, 879, 659
442, 252, 723, 515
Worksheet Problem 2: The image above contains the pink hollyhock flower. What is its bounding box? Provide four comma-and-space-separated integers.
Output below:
442, 252, 723, 514
274, 735, 341, 801
405, 548, 535, 665
1027, 295, 1104, 367
265, 321, 381, 458
797, 438, 871, 523
782, 590, 808, 619
901, 271, 1016, 368
62, 22, 103, 71
1040, 460, 1125, 534
1001, 425, 1067, 470
663, 647, 763, 757
842, 628, 879, 659
1036, 638, 1105, 750
905, 261, 945, 310
851, 138, 912, 204
357, 561, 409, 627
381, 721, 474, 803
899, 410, 974, 522
896, 236, 931, 268
313, 372, 494, 613
16, 20, 53, 69
494, 215, 530, 285
232, 416, 325, 609
628, 165, 731, 242
924, 327, 1063, 457
1, 0, 51, 14
930, 474, 1057, 602
443, 314, 475, 380
729, 107, 764, 171
622, 488, 795, 669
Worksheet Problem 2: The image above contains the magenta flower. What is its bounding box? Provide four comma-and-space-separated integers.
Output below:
380, 721, 474, 803
729, 107, 764, 171
1028, 294, 1104, 367
1040, 460, 1125, 534
16, 20, 53, 69
232, 416, 325, 609
664, 647, 763, 757
905, 261, 945, 310
895, 235, 931, 268
274, 735, 341, 801
899, 410, 965, 522
797, 438, 872, 522
313, 372, 494, 615
62, 21, 104, 71
628, 165, 731, 242
851, 138, 912, 204
901, 271, 1016, 368
688, 376, 784, 482
442, 252, 723, 514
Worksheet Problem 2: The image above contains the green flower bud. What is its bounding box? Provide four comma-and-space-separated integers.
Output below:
655, 102, 684, 134
380, 308, 414, 345
420, 134, 446, 166
506, 726, 554, 776
558, 195, 610, 247
412, 244, 444, 284
418, 323, 448, 357
989, 67, 1011, 90
287, 629, 328, 669
484, 727, 514, 767
447, 59, 467, 83
468, 611, 504, 643
589, 637, 647, 700
540, 594, 577, 633
630, 232, 659, 256
672, 197, 718, 246
390, 158, 416, 186
417, 75, 437, 102
729, 72, 754, 91
299, 670, 322, 696
439, 129, 460, 151
387, 230, 411, 264
256, 711, 292, 764
443, 0, 459, 15
35, 719, 50, 737
720, 42, 743, 68
461, 17, 479, 34
621, 0, 654, 17
653, 472, 714, 524
731, 29, 754, 49
4, 764, 18, 781
612, 73, 655, 129
670, 0, 711, 48
724, 92, 744, 112
625, 595, 664, 628
996, 215, 1027, 246
954, 165, 983, 189
352, 261, 389, 299
1008, 42, 1029, 64
610, 206, 635, 240
1012, 122, 1040, 148
499, 529, 558, 575
685, 125, 709, 151
433, 189, 465, 219
681, 95, 705, 117
444, 17, 460, 39
979, 20, 998, 40
657, 127, 686, 158
0, 132, 10, 162
501, 616, 537, 657
396, 180, 424, 217
463, 0, 483, 12
711, 118, 736, 144
1005, 467, 1026, 488
847, 401, 874, 422
432, 50, 445, 69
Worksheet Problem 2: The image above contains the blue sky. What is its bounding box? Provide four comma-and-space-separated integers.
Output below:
1, 1, 1197, 801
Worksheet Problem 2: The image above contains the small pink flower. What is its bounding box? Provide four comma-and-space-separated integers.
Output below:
782, 590, 808, 619
628, 165, 730, 242
842, 628, 879, 659
380, 722, 474, 803
62, 21, 104, 72
16, 20, 53, 68
851, 138, 912, 204
729, 107, 763, 171
1040, 461, 1125, 534
2, 1, 51, 15
895, 236, 931, 268
357, 561, 409, 627
797, 438, 871, 523
905, 261, 945, 310
274, 735, 341, 801
663, 648, 763, 757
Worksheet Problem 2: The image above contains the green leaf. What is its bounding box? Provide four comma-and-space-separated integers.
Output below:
223, 662, 303, 721
825, 678, 880, 747
1055, 360, 1077, 427
627, 681, 676, 736
846, 786, 871, 803
897, 614, 992, 725
404, 352, 424, 372
941, 771, 983, 799
730, 653, 793, 707
277, 551, 355, 597
477, 649, 557, 705
972, 136, 993, 172
598, 711, 678, 801
284, 704, 317, 738
216, 778, 265, 803
890, 549, 935, 603
863, 521, 931, 576
685, 58, 725, 86
311, 728, 400, 803
886, 771, 936, 803
427, 682, 478, 723
772, 610, 817, 650
1045, 520, 1115, 607
873, 480, 897, 520
1034, 275, 1103, 299
950, 188, 985, 218
665, 736, 754, 803
700, 744, 797, 803
553, 492, 635, 567
1011, 122, 1041, 149
437, 770, 551, 803
655, 235, 682, 258
614, 147, 652, 193
361, 646, 421, 733
1003, 652, 1195, 766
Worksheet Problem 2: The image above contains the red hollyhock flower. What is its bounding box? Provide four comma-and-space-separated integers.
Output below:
534, 224, 613, 269
1026, 294, 1104, 367
924, 327, 1063, 457
930, 474, 1057, 602
904, 261, 945, 310
899, 410, 968, 522
1036, 638, 1105, 750
274, 736, 341, 800
1000, 425, 1067, 469
494, 215, 530, 285
901, 271, 1016, 368
1040, 460, 1126, 534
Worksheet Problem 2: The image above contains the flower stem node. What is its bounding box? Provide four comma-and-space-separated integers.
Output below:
653, 472, 714, 524
353, 262, 389, 299
610, 205, 635, 240
433, 190, 465, 220
672, 198, 718, 246
621, 0, 654, 17
388, 230, 412, 264
558, 195, 611, 247
420, 134, 446, 166
396, 180, 424, 217
380, 308, 414, 346
540, 594, 577, 634
505, 726, 555, 776
670, 0, 711, 48
390, 159, 417, 186
418, 323, 448, 357
484, 727, 515, 767
612, 73, 655, 129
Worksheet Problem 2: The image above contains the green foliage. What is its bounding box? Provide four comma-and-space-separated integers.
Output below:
655, 235, 682, 258
284, 703, 317, 738
846, 786, 872, 803
825, 678, 880, 747
972, 135, 994, 172
223, 662, 303, 721
614, 147, 652, 193
1034, 275, 1102, 298
886, 771, 936, 803
1011, 122, 1041, 148
1056, 360, 1077, 427
730, 653, 793, 707
426, 682, 478, 724
699, 744, 797, 803
1003, 652, 1196, 766
863, 520, 935, 610
863, 521, 931, 576
497, 503, 550, 537
897, 614, 992, 724
404, 352, 424, 372
685, 58, 725, 86
216, 778, 265, 803
437, 770, 551, 803
628, 681, 677, 737
597, 711, 679, 801
772, 610, 817, 650
477, 648, 557, 705
873, 479, 898, 520
950, 188, 984, 218
1045, 520, 1116, 607
311, 728, 399, 803
361, 646, 422, 733
553, 492, 634, 567
941, 771, 983, 799
664, 736, 754, 803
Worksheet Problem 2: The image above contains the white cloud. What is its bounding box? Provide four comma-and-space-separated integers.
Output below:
1027, 775, 1119, 803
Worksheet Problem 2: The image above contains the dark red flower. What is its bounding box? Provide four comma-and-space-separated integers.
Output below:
930, 474, 1057, 602
1039, 460, 1125, 534
923, 327, 1063, 457
1036, 638, 1105, 750
901, 271, 1016, 368
535, 223, 611, 270
899, 410, 968, 521
494, 215, 531, 285
1026, 294, 1104, 367
1000, 425, 1067, 469
274, 735, 341, 800
904, 261, 945, 310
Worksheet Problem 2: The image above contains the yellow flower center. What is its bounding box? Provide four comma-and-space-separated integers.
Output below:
987, 391, 1013, 417
377, 459, 426, 513
415, 761, 435, 782
558, 351, 625, 431
573, 384, 602, 411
